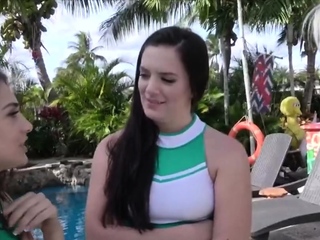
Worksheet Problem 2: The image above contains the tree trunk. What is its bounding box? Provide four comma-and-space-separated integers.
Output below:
32, 47, 50, 90
31, 38, 57, 102
287, 24, 295, 96
303, 42, 317, 113
219, 37, 230, 125
216, 0, 235, 126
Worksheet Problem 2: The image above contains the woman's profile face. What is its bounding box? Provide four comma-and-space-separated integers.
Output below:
0, 82, 32, 171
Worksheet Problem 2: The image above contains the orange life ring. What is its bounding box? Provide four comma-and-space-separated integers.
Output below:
228, 121, 264, 165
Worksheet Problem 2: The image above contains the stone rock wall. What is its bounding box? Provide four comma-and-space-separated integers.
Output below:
6, 160, 92, 196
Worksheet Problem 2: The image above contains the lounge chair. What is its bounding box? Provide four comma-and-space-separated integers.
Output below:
251, 133, 292, 197
251, 149, 320, 239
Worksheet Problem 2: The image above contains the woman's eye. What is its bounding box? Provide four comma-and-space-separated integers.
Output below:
8, 111, 19, 117
139, 73, 149, 79
162, 78, 175, 83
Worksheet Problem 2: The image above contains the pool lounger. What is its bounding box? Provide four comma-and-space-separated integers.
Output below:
251, 149, 320, 239
250, 133, 292, 197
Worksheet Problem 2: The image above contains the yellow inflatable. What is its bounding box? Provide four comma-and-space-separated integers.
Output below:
280, 96, 306, 149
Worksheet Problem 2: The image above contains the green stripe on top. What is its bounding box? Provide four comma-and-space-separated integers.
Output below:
154, 130, 206, 181
153, 162, 206, 183
159, 114, 197, 136
152, 220, 200, 228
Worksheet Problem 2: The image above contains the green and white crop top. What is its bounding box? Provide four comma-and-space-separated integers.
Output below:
0, 227, 18, 240
149, 114, 214, 228
0, 203, 19, 240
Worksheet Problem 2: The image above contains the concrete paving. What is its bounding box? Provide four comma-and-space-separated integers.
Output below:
269, 222, 320, 239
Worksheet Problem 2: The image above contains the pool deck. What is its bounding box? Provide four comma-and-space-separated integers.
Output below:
28, 159, 320, 239
29, 157, 91, 165
268, 222, 320, 239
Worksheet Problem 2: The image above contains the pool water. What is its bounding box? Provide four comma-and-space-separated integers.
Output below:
33, 186, 88, 240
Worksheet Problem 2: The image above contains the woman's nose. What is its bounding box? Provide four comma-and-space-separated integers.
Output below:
24, 117, 33, 133
145, 78, 160, 95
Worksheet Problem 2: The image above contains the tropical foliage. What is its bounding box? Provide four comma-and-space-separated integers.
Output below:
1, 31, 133, 158
2, 1, 320, 158
63, 0, 319, 113
0, 0, 57, 95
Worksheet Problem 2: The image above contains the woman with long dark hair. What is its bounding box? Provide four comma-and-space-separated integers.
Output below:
86, 26, 251, 240
0, 72, 64, 240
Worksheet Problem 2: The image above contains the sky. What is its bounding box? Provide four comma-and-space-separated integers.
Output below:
5, 4, 320, 83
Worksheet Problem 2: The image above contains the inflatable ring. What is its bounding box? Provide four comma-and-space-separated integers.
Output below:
228, 121, 264, 165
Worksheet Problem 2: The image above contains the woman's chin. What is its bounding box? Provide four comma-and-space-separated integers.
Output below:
144, 110, 164, 123
14, 155, 29, 169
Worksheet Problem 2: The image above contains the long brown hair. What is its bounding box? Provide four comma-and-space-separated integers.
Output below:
103, 26, 209, 231
0, 72, 34, 240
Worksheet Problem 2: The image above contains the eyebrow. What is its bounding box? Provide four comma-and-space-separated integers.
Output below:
140, 66, 177, 76
2, 102, 19, 110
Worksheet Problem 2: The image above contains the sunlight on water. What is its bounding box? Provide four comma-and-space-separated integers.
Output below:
33, 186, 88, 240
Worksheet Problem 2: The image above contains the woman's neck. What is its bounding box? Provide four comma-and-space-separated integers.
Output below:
158, 113, 194, 134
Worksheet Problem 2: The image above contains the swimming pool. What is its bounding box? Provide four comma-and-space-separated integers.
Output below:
33, 186, 87, 240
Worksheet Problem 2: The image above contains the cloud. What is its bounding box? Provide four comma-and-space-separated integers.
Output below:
4, 5, 320, 83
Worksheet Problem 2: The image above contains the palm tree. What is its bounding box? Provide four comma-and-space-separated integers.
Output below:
248, 0, 319, 112
66, 31, 107, 67
0, 41, 37, 93
0, 41, 12, 69
59, 0, 267, 124
206, 33, 220, 71
61, 0, 235, 126
0, 0, 58, 101
276, 24, 299, 97
0, 60, 46, 122
5, 63, 36, 93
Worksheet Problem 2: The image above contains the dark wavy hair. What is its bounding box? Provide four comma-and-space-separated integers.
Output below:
0, 72, 9, 201
103, 26, 209, 231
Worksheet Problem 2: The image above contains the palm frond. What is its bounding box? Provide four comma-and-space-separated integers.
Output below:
277, 27, 287, 46
248, 0, 292, 32
99, 0, 194, 43
99, 1, 166, 43
60, 0, 116, 17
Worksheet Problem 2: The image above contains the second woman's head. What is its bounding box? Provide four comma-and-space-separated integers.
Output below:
0, 73, 32, 171
134, 26, 209, 131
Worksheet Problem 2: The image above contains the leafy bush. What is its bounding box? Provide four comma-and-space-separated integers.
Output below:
52, 59, 132, 144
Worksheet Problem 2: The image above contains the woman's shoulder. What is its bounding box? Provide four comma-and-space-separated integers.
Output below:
204, 125, 242, 149
204, 126, 248, 169
93, 130, 123, 164
203, 126, 249, 182
97, 130, 123, 149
